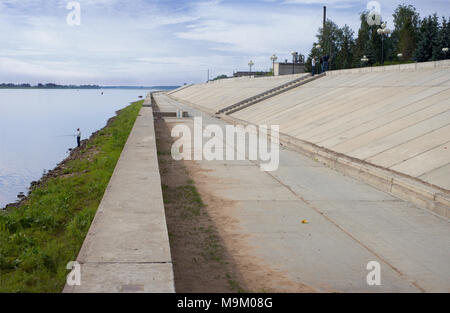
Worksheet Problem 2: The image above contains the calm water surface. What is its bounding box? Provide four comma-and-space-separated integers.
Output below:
0, 89, 157, 208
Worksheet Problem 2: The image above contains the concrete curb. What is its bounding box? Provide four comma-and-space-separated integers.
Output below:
63, 106, 175, 293
218, 113, 450, 220
327, 59, 450, 76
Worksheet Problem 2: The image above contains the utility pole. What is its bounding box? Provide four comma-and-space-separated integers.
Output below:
322, 6, 326, 58
323, 6, 330, 69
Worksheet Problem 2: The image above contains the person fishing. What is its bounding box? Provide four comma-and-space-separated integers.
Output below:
76, 128, 81, 147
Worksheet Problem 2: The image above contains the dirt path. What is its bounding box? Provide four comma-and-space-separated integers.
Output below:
155, 118, 314, 293
155, 119, 245, 292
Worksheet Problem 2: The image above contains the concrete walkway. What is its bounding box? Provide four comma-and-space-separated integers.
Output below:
169, 61, 450, 217
154, 93, 450, 292
64, 106, 174, 293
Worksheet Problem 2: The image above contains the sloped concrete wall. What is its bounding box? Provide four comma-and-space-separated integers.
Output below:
231, 61, 450, 194
170, 73, 309, 113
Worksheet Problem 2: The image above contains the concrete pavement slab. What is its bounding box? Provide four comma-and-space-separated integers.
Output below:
65, 263, 174, 293
155, 93, 450, 292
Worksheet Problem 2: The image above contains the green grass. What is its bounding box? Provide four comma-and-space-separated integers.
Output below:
0, 100, 143, 292
162, 179, 205, 220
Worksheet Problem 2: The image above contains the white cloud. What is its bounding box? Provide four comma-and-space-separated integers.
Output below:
0, 0, 449, 85
0, 57, 96, 80
284, 0, 358, 4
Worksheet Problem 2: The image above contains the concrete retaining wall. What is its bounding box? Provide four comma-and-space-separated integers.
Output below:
63, 106, 174, 293
219, 113, 450, 220
168, 60, 450, 219
230, 62, 450, 192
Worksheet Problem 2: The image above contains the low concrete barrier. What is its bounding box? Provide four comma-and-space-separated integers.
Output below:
63, 106, 175, 293
326, 59, 450, 76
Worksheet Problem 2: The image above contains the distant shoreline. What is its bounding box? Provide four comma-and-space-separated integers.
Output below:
0, 85, 179, 90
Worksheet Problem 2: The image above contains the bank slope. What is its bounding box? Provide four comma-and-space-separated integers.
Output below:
0, 100, 143, 293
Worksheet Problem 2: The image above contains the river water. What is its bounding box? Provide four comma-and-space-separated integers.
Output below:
0, 89, 158, 209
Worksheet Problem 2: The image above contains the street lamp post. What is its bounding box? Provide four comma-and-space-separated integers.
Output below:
361, 55, 369, 67
291, 51, 298, 74
248, 60, 254, 74
377, 22, 391, 65
270, 54, 278, 76
443, 47, 449, 58
315, 44, 321, 54
315, 44, 322, 74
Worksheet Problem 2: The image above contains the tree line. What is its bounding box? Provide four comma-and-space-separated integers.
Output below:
0, 83, 101, 89
306, 4, 450, 71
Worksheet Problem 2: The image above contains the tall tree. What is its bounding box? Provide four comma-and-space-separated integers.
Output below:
392, 4, 420, 60
444, 17, 450, 58
334, 25, 355, 69
316, 19, 343, 69
414, 14, 440, 62
306, 20, 356, 71
432, 17, 450, 60
353, 13, 371, 66
352, 12, 381, 66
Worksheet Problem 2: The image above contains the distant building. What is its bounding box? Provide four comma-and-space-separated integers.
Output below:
233, 71, 271, 77
274, 62, 306, 76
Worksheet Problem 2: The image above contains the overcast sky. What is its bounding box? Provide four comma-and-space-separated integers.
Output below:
0, 0, 449, 86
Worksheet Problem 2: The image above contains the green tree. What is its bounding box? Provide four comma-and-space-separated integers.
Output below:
334, 25, 355, 69
414, 14, 440, 61
352, 12, 382, 66
392, 4, 420, 60
213, 74, 228, 81
316, 19, 342, 69
432, 17, 450, 60
353, 13, 371, 66
443, 17, 450, 58
307, 20, 357, 71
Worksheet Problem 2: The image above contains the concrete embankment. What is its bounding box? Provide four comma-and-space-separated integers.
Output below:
168, 60, 450, 218
154, 92, 450, 292
64, 102, 174, 293
170, 73, 310, 114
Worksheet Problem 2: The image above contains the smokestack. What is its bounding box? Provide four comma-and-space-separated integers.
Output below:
323, 6, 326, 30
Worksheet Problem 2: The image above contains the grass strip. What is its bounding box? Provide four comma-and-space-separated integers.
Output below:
0, 100, 143, 292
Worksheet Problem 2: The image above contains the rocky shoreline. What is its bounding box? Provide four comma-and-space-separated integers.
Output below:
2, 111, 120, 211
